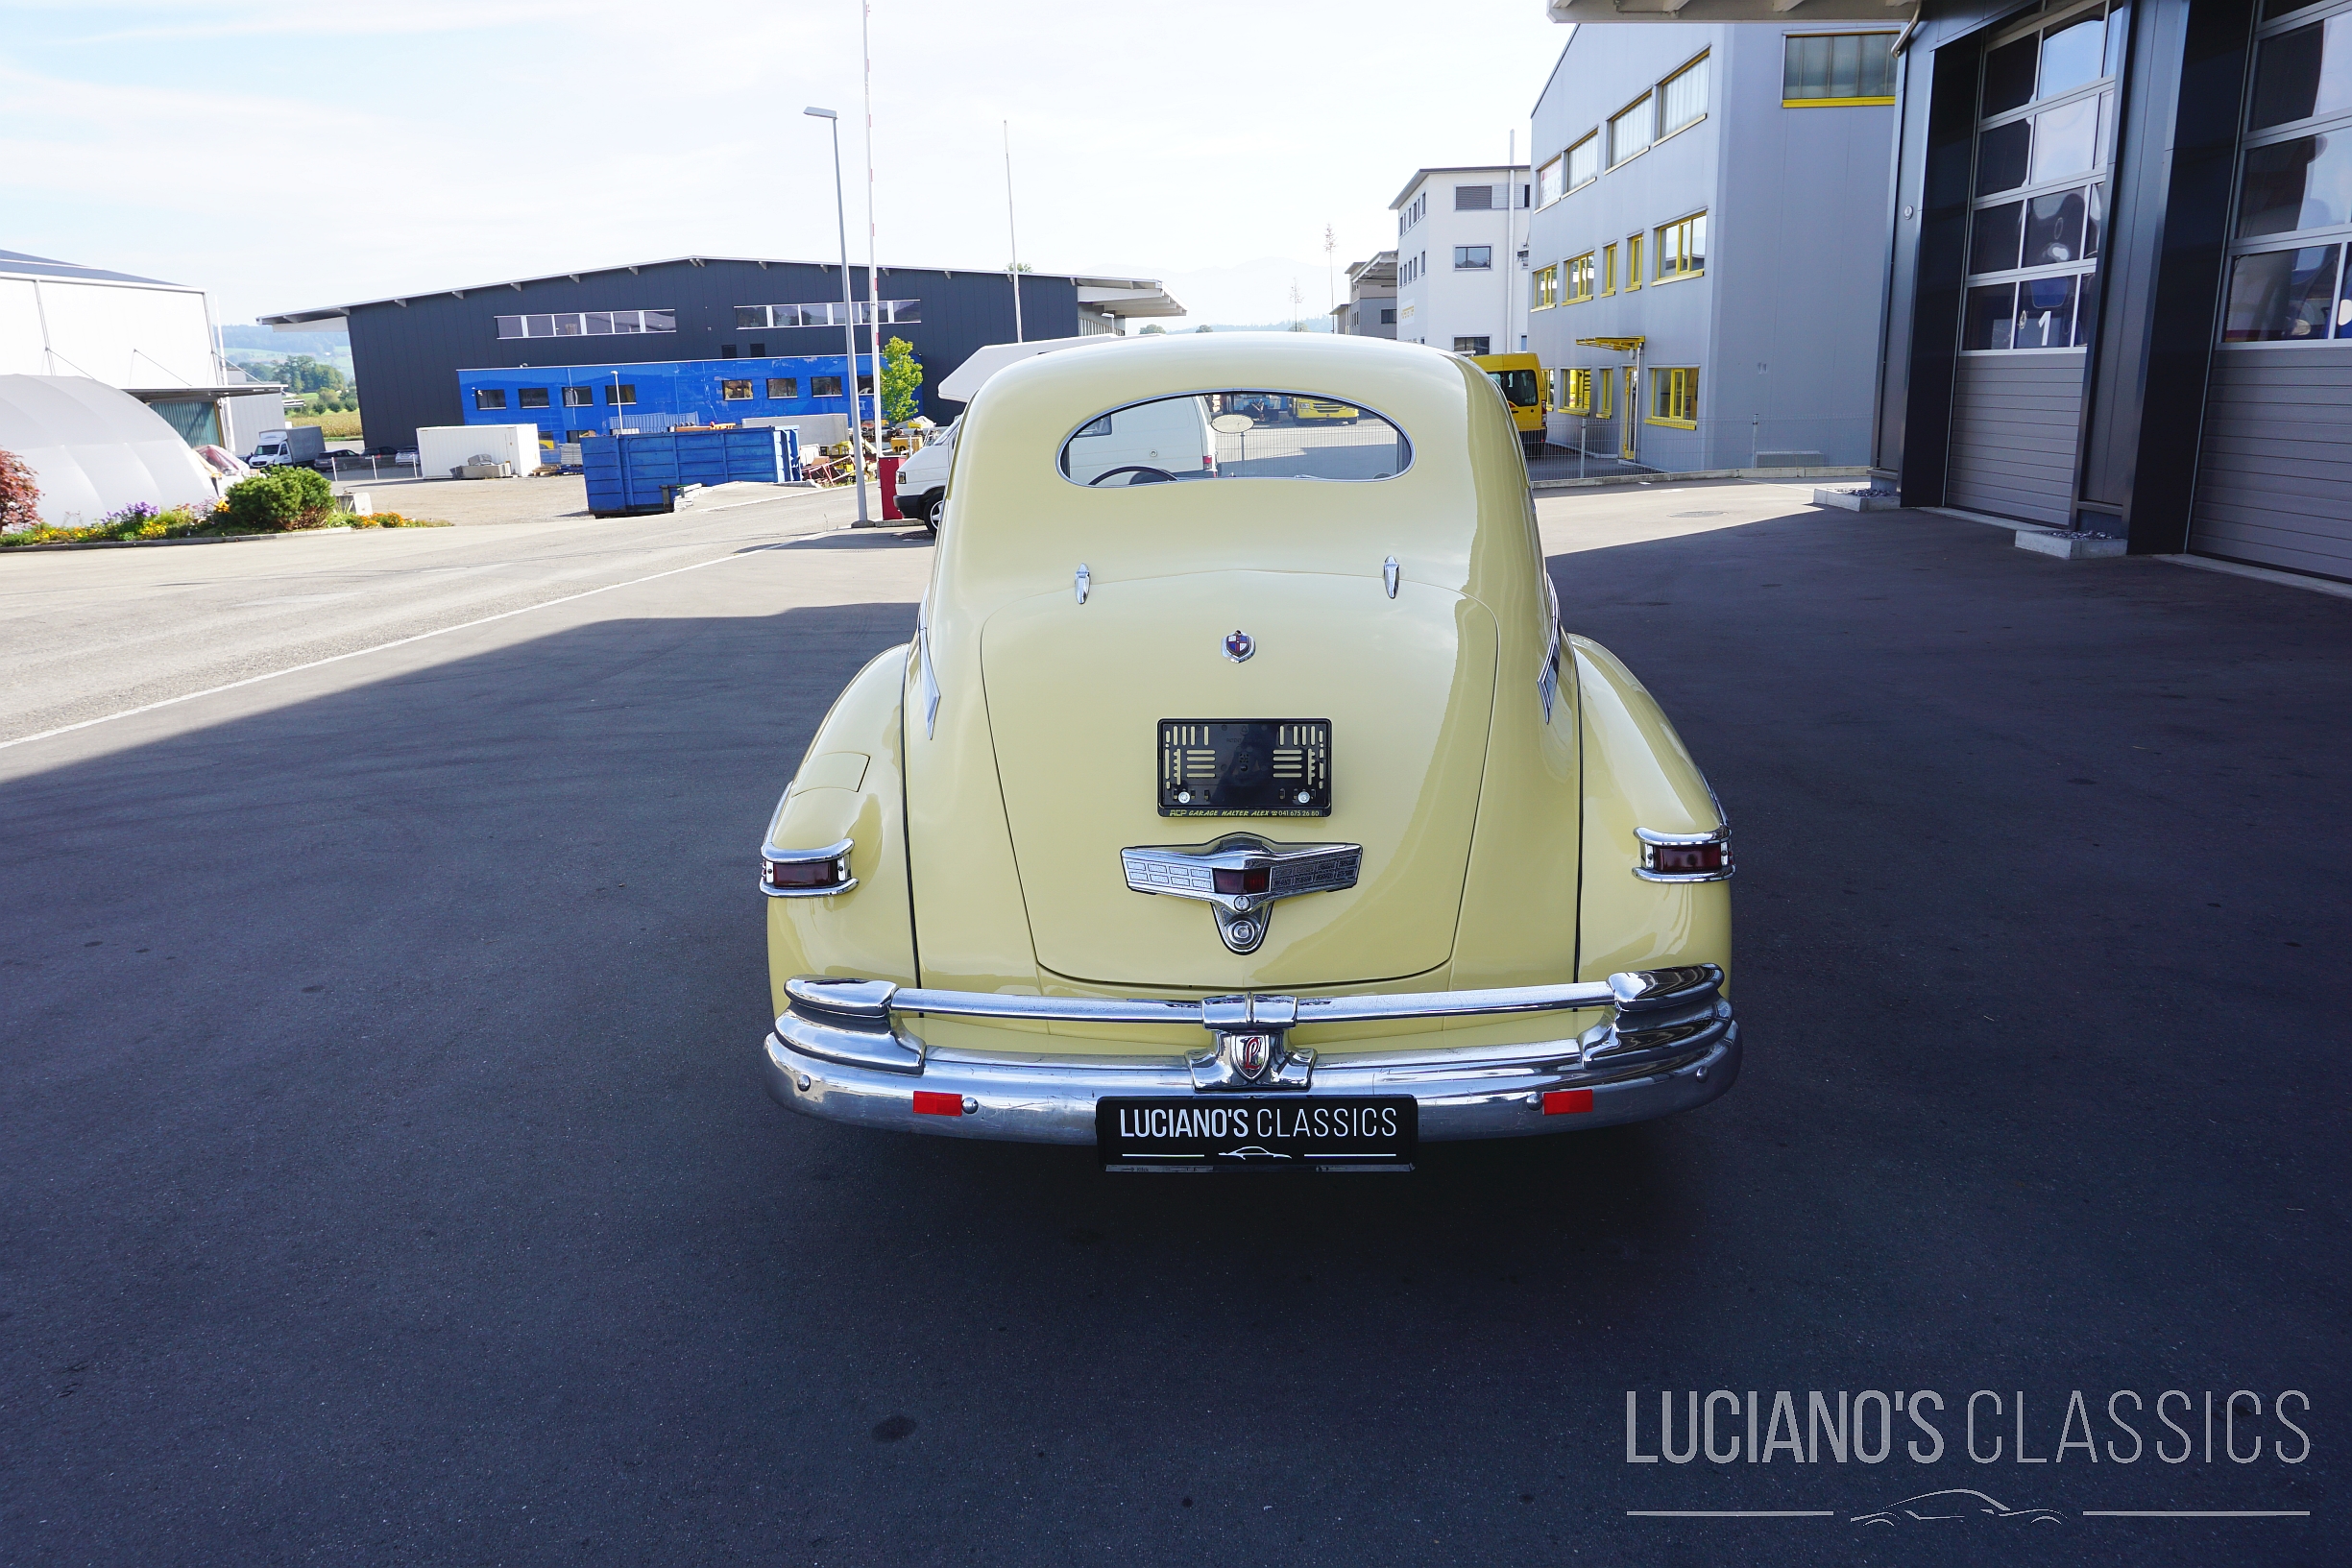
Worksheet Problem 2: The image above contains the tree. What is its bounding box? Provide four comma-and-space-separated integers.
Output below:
0, 446, 39, 529
879, 336, 925, 424
222, 466, 336, 532
1138, 324, 1166, 335
253, 355, 347, 395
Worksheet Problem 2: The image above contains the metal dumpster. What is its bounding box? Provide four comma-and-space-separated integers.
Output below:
582, 427, 801, 517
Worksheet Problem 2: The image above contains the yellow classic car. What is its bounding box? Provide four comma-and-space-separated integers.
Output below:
760, 334, 1735, 1170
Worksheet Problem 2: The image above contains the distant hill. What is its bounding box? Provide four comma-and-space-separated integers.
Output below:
220, 324, 352, 374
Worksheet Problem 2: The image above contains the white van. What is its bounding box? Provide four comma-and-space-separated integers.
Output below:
893, 422, 958, 530
1056, 397, 1217, 489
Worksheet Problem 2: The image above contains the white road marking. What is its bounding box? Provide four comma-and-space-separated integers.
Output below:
0, 540, 791, 754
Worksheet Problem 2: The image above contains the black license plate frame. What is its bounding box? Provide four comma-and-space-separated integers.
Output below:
1097, 1096, 1416, 1171
1158, 718, 1332, 817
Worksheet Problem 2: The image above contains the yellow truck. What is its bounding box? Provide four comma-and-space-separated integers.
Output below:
1470, 352, 1548, 454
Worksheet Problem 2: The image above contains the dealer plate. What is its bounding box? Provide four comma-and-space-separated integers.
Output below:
1097, 1096, 1415, 1171
1158, 720, 1331, 816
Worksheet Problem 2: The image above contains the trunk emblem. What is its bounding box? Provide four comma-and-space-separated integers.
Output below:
1120, 834, 1361, 953
1228, 1032, 1274, 1079
1224, 629, 1254, 663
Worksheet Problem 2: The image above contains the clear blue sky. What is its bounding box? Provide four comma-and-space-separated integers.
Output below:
0, 0, 1570, 327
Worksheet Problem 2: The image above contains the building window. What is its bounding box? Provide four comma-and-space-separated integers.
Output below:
1782, 32, 1900, 106
1566, 133, 1600, 190
1456, 183, 1495, 210
562, 387, 594, 407
2221, 0, 2352, 345
1661, 54, 1710, 135
1560, 368, 1593, 414
1601, 244, 1618, 295
516, 388, 549, 408
1538, 156, 1564, 206
495, 308, 675, 340
473, 388, 507, 410
721, 379, 754, 400
1533, 264, 1561, 308
1658, 213, 1709, 281
1455, 245, 1493, 269
1963, 3, 2123, 350
1597, 370, 1614, 420
1648, 367, 1700, 427
1626, 232, 1644, 289
736, 299, 921, 329
1453, 336, 1492, 355
750, 342, 765, 355
1380, 307, 1397, 324
766, 377, 798, 398
1610, 96, 1654, 166
812, 375, 843, 398
605, 384, 636, 405
1566, 252, 1596, 302
567, 429, 593, 442
721, 345, 739, 359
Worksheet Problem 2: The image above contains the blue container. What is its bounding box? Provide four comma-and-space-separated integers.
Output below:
582, 426, 800, 516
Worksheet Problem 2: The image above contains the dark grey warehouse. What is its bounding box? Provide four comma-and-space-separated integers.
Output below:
260, 256, 1182, 454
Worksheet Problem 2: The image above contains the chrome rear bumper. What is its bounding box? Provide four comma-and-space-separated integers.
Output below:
760, 966, 1739, 1146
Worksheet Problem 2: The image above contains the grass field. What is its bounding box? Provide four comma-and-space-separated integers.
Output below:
289, 410, 364, 440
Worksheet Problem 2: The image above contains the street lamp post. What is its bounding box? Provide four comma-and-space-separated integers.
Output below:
805, 106, 872, 526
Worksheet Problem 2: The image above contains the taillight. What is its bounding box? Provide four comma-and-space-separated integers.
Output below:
1212, 866, 1273, 896
1635, 828, 1734, 882
1651, 842, 1728, 875
760, 839, 857, 896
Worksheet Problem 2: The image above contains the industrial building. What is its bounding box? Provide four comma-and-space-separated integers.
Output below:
1, 249, 283, 456
1391, 167, 1533, 355
260, 256, 1183, 453
1547, 0, 2352, 586
1331, 253, 1400, 337
1525, 23, 1896, 470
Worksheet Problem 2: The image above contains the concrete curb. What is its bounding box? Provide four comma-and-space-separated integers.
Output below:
0, 528, 361, 556
1531, 464, 1871, 492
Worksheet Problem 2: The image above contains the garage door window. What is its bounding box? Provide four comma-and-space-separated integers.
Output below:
2222, 0, 2352, 343
1960, 0, 2125, 351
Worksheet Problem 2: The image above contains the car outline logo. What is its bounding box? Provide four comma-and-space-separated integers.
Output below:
1224, 629, 1254, 663
1851, 1489, 2063, 1527
1217, 1146, 1291, 1160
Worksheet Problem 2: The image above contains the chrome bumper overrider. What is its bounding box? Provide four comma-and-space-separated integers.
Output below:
760, 966, 1738, 1146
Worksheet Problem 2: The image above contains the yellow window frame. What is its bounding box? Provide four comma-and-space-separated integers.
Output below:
1657, 212, 1706, 283
1533, 264, 1560, 309
1566, 252, 1596, 302
1597, 370, 1614, 420
1782, 31, 1900, 108
1625, 232, 1643, 290
1646, 366, 1699, 428
1601, 243, 1617, 296
1561, 368, 1593, 415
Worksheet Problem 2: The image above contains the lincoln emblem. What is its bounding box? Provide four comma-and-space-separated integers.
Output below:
1227, 1032, 1273, 1080
1224, 629, 1254, 663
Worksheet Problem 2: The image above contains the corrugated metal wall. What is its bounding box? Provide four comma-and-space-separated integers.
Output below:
2189, 345, 2352, 581
345, 261, 1082, 453
1944, 351, 2085, 525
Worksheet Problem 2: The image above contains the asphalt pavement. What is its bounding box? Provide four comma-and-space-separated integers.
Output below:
1, 483, 2343, 1565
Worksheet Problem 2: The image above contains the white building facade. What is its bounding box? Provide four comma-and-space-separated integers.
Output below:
0, 250, 282, 455
1525, 27, 1896, 470
1390, 166, 1532, 356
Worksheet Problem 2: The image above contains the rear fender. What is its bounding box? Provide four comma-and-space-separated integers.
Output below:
765, 645, 919, 1018
1571, 638, 1733, 986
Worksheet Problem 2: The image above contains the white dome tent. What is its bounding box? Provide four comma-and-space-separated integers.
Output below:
0, 374, 217, 528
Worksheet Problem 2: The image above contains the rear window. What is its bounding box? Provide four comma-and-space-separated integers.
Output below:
1058, 391, 1411, 487
1487, 369, 1540, 408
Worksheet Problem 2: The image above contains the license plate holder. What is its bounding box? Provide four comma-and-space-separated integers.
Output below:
1097, 1096, 1415, 1171
1158, 719, 1331, 816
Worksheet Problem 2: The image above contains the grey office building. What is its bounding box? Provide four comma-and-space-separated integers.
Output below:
1526, 24, 1896, 470
1549, 0, 2352, 586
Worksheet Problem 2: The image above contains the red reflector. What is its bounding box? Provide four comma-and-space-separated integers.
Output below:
765, 856, 841, 888
1651, 843, 1727, 874
1212, 866, 1273, 895
1542, 1089, 1594, 1116
912, 1091, 963, 1116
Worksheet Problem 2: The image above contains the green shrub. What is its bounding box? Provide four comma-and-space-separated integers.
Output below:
222, 467, 336, 532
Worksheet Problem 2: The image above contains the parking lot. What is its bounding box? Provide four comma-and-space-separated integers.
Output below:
1, 482, 2343, 1565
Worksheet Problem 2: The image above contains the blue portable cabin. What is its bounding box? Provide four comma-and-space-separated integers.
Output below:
456, 352, 874, 443
581, 426, 802, 518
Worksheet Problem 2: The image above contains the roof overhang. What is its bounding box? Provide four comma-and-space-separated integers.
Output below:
122, 383, 288, 399
1074, 280, 1186, 319
1547, 0, 1915, 20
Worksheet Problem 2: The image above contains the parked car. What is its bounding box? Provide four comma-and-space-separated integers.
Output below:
759, 334, 1735, 1170
892, 419, 956, 531
247, 425, 326, 469
1469, 352, 1549, 454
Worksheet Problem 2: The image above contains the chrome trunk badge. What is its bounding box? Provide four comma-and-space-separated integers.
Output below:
1224, 629, 1254, 663
1120, 834, 1361, 953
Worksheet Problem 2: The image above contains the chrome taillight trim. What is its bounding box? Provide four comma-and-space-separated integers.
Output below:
1633, 822, 1734, 883
761, 837, 858, 898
